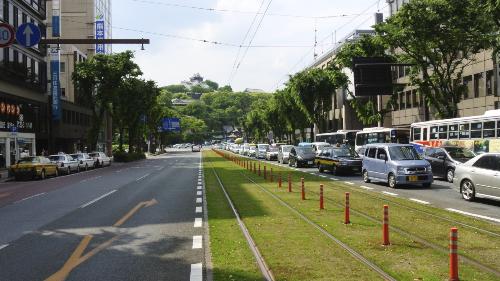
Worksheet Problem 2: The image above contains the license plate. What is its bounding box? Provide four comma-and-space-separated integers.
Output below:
409, 175, 418, 182
308, 161, 313, 164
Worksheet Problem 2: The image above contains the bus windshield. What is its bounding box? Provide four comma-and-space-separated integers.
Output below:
389, 146, 422, 160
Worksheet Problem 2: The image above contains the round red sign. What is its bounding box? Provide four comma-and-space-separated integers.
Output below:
0, 23, 15, 48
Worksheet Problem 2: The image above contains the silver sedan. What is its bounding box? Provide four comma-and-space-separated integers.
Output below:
454, 153, 500, 202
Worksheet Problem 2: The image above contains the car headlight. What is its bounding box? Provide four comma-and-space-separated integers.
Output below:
397, 166, 405, 174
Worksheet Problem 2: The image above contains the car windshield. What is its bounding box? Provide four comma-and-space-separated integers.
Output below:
316, 144, 331, 150
71, 154, 82, 159
281, 146, 292, 152
258, 145, 269, 150
445, 147, 476, 159
268, 147, 278, 152
331, 148, 357, 158
49, 156, 64, 161
89, 153, 99, 157
388, 146, 422, 160
296, 147, 314, 154
17, 157, 38, 164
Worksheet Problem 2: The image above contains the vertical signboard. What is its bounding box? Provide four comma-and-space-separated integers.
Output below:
95, 16, 105, 54
52, 0, 60, 37
50, 47, 61, 121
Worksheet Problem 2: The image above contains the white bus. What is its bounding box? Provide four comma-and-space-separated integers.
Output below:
411, 110, 500, 154
355, 127, 410, 154
315, 130, 359, 147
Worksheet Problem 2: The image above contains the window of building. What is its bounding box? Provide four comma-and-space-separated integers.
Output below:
12, 5, 18, 27
61, 88, 66, 97
471, 122, 482, 138
459, 123, 470, 139
60, 62, 65, 72
474, 73, 485, 98
21, 12, 26, 24
405, 91, 411, 109
486, 70, 494, 96
398, 66, 405, 78
484, 121, 496, 138
412, 90, 419, 107
463, 76, 472, 99
399, 92, 405, 110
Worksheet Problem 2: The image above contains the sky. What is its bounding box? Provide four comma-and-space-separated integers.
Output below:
112, 0, 388, 92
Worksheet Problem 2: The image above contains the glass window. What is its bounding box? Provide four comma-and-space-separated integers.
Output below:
388, 146, 421, 160
474, 73, 485, 98
463, 76, 472, 99
486, 70, 494, 96
439, 125, 447, 139
399, 92, 405, 109
60, 62, 65, 72
356, 133, 367, 147
483, 121, 495, 138
473, 155, 496, 170
430, 126, 439, 140
471, 122, 482, 138
444, 147, 476, 160
412, 127, 421, 141
367, 147, 376, 158
0, 0, 4, 21
459, 123, 470, 139
449, 124, 459, 139
406, 91, 411, 109
412, 90, 419, 107
376, 148, 387, 160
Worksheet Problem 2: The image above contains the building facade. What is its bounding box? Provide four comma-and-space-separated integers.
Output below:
0, 0, 49, 168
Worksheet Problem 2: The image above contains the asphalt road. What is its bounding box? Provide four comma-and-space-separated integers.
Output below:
0, 151, 206, 281
244, 154, 500, 224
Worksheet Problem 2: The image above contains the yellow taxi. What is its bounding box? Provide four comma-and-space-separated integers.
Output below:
10, 156, 59, 180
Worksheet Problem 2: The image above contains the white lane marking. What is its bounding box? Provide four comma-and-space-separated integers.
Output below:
192, 235, 203, 249
196, 197, 203, 203
196, 207, 203, 213
15, 192, 46, 203
309, 173, 316, 175
446, 208, 500, 223
319, 175, 327, 178
115, 170, 122, 173
359, 185, 374, 190
477, 193, 500, 201
0, 244, 8, 251
344, 181, 354, 185
190, 263, 203, 281
382, 191, 398, 196
194, 218, 202, 228
197, 186, 203, 190
80, 190, 117, 208
197, 191, 202, 196
409, 198, 430, 205
136, 173, 150, 181
330, 178, 339, 181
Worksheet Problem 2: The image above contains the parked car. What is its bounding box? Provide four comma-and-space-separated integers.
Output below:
310, 142, 332, 156
265, 146, 279, 161
248, 145, 257, 157
241, 143, 250, 155
288, 146, 316, 168
362, 144, 433, 188
256, 144, 269, 159
10, 156, 59, 180
454, 153, 500, 202
89, 152, 111, 168
192, 145, 201, 152
277, 145, 293, 164
49, 154, 80, 174
316, 147, 362, 175
70, 153, 95, 171
424, 146, 476, 182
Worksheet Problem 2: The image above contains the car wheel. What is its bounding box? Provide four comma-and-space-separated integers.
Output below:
461, 179, 475, 201
55, 168, 59, 177
40, 169, 46, 180
446, 168, 454, 183
318, 164, 324, 173
363, 170, 370, 183
332, 165, 338, 176
388, 173, 397, 188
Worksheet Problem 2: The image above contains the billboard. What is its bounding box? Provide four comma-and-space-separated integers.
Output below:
95, 18, 105, 54
50, 48, 61, 121
160, 118, 181, 132
353, 57, 394, 96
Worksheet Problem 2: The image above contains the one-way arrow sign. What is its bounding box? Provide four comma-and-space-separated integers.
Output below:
16, 23, 41, 48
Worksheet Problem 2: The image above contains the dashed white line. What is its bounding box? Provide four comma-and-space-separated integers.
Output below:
446, 208, 500, 223
190, 263, 203, 281
382, 191, 398, 196
195, 206, 203, 213
330, 177, 339, 181
194, 218, 202, 228
80, 190, 117, 208
196, 197, 203, 203
359, 185, 374, 190
344, 181, 355, 185
196, 191, 202, 196
15, 192, 46, 203
197, 185, 203, 190
319, 175, 327, 178
0, 244, 8, 251
309, 172, 316, 175
409, 198, 430, 205
192, 235, 203, 249
136, 173, 150, 181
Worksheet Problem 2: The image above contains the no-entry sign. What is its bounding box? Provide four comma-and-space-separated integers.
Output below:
0, 23, 15, 48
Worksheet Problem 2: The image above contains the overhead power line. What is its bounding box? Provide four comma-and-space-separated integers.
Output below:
130, 0, 364, 19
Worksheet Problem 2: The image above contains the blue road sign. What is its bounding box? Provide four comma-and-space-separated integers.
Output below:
160, 118, 181, 132
16, 23, 41, 48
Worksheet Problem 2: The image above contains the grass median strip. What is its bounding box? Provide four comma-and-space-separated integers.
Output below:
205, 151, 384, 281
224, 151, 500, 280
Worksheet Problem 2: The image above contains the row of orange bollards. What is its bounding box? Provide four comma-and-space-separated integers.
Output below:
217, 150, 460, 281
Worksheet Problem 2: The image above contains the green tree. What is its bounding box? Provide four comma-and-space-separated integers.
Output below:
219, 85, 233, 92
204, 80, 219, 91
73, 51, 142, 150
376, 0, 491, 118
162, 84, 188, 93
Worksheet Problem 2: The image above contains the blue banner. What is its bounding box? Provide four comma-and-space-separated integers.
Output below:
52, 0, 60, 37
95, 20, 105, 54
160, 118, 181, 132
50, 50, 61, 121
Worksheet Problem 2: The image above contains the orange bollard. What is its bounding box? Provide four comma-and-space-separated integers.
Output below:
301, 178, 305, 200
278, 174, 282, 188
344, 192, 350, 224
264, 166, 267, 180
383, 205, 390, 246
449, 228, 459, 281
288, 173, 292, 192
258, 163, 261, 176
319, 184, 324, 210
270, 168, 273, 182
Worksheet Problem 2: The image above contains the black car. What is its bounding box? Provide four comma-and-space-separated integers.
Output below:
424, 146, 476, 182
288, 146, 316, 168
316, 147, 362, 175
